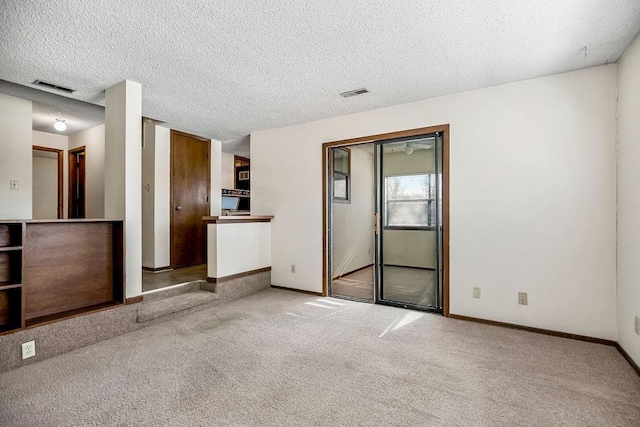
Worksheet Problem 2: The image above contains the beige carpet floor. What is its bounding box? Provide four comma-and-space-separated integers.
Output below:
1, 289, 638, 426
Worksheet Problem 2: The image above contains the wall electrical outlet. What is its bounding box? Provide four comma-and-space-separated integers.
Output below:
290, 264, 296, 274
472, 287, 481, 299
22, 340, 36, 359
518, 292, 528, 305
635, 316, 639, 335
10, 180, 19, 190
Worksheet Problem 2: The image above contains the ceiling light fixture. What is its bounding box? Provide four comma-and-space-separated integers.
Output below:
404, 142, 414, 155
54, 119, 67, 132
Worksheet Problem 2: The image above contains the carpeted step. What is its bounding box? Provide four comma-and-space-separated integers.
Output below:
142, 281, 204, 303
137, 290, 219, 323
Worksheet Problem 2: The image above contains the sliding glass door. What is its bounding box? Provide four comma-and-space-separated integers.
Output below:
375, 133, 443, 312
326, 131, 445, 312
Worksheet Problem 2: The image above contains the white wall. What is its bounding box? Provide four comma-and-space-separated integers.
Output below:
68, 124, 105, 218
331, 146, 374, 277
0, 94, 32, 219
207, 222, 271, 278
154, 126, 172, 268
142, 121, 156, 268
384, 230, 435, 269
616, 35, 640, 365
252, 65, 618, 340
221, 152, 235, 190
32, 130, 68, 218
141, 123, 172, 269
32, 155, 58, 219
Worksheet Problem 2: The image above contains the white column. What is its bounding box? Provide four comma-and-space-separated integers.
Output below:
105, 80, 142, 297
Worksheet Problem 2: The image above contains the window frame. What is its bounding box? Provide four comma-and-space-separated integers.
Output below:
383, 172, 439, 231
332, 147, 351, 203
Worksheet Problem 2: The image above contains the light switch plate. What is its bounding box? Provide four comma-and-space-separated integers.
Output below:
10, 180, 19, 190
472, 287, 481, 299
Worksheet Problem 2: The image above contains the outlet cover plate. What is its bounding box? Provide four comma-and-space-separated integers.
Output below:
635, 316, 639, 335
22, 340, 35, 359
472, 287, 481, 299
518, 292, 528, 305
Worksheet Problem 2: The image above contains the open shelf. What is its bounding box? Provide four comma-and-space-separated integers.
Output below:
0, 287, 22, 334
0, 223, 23, 248
0, 250, 22, 286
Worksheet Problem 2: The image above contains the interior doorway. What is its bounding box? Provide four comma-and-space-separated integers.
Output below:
170, 130, 210, 268
323, 125, 450, 315
234, 155, 250, 211
32, 146, 63, 219
68, 146, 86, 219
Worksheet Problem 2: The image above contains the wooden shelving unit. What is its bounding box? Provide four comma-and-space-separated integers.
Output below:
0, 222, 24, 334
0, 220, 124, 336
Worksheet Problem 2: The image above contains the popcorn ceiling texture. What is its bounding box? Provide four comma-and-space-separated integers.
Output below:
1, 1, 639, 141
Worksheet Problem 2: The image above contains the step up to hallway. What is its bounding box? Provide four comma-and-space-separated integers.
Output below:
137, 281, 219, 323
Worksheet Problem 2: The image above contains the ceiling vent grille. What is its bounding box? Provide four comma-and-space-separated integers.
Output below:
32, 80, 75, 94
340, 88, 369, 98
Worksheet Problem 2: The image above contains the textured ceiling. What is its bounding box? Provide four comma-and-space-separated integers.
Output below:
1, 1, 639, 142
222, 135, 251, 158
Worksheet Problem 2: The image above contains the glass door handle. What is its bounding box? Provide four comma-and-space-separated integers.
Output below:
174, 205, 183, 211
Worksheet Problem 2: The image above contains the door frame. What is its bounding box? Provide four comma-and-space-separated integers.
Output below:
234, 155, 250, 189
68, 145, 86, 219
322, 124, 450, 316
32, 145, 64, 219
169, 130, 211, 268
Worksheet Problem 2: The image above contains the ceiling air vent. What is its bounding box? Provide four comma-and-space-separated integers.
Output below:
340, 88, 369, 98
32, 80, 75, 94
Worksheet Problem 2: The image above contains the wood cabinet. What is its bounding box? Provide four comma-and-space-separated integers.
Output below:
0, 220, 124, 335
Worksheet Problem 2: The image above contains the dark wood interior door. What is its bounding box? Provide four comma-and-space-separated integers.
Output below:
69, 147, 86, 219
171, 131, 210, 268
